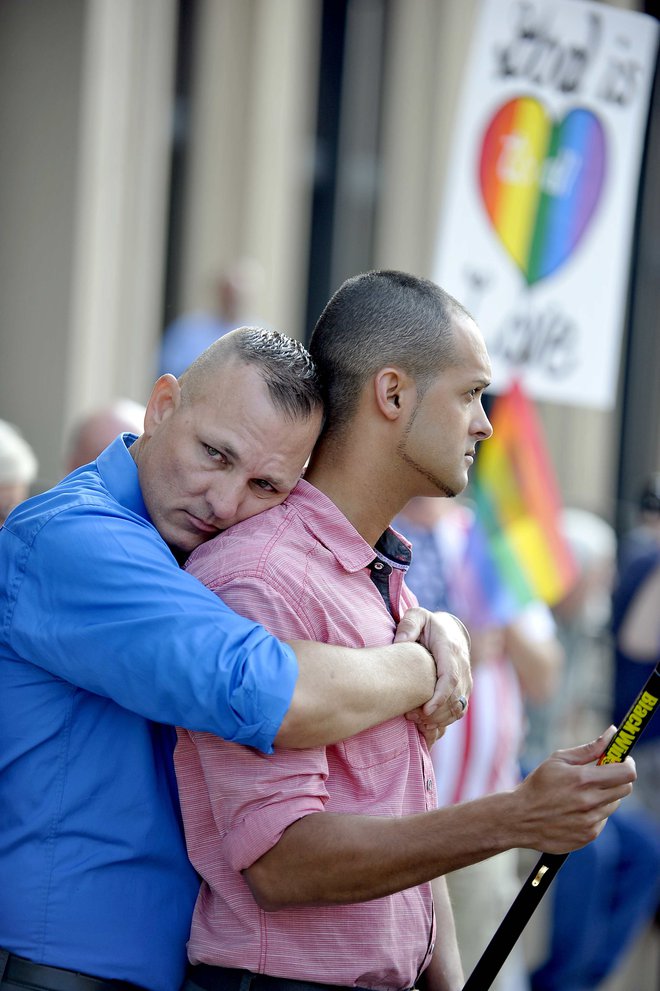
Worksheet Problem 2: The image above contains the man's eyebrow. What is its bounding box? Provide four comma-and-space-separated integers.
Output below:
209, 440, 288, 490
263, 476, 287, 491
204, 436, 238, 460
220, 442, 238, 460
260, 469, 295, 491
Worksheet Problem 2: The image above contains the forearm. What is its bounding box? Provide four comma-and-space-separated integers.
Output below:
246, 733, 636, 909
275, 639, 435, 747
245, 794, 517, 910
420, 877, 464, 991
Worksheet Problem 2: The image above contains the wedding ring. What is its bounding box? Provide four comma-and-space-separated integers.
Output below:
457, 694, 468, 712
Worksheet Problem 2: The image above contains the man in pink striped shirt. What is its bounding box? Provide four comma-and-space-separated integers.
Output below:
175, 271, 636, 991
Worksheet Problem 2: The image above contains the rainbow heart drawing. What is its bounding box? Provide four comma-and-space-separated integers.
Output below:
479, 97, 606, 285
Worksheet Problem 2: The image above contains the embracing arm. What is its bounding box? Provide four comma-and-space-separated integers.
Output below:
277, 638, 434, 748
12, 510, 471, 750
278, 608, 471, 748
245, 729, 635, 909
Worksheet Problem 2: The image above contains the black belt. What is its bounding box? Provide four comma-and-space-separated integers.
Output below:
0, 951, 146, 991
186, 965, 379, 991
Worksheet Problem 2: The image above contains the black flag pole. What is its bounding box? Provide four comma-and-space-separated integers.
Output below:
462, 660, 660, 991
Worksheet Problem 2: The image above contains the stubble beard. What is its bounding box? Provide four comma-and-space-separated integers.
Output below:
396, 402, 465, 499
396, 414, 459, 499
396, 443, 458, 498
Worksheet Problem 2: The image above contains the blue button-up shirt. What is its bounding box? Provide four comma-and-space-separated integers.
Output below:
0, 435, 298, 991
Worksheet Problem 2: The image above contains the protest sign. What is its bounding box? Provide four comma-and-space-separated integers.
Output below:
434, 0, 659, 408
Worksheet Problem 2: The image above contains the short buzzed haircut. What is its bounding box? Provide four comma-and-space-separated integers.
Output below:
181, 327, 323, 423
308, 270, 473, 438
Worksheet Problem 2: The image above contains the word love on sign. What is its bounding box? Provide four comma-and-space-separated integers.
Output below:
479, 97, 606, 285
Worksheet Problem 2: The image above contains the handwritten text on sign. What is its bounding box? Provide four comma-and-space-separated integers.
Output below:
434, 0, 658, 408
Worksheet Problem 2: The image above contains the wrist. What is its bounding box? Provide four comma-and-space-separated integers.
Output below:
473, 789, 521, 853
399, 640, 436, 701
448, 612, 471, 651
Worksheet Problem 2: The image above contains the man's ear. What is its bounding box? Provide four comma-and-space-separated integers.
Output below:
143, 374, 181, 436
373, 368, 414, 421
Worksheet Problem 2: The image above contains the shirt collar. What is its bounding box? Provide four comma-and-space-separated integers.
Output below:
96, 433, 152, 523
374, 527, 412, 571
288, 478, 410, 575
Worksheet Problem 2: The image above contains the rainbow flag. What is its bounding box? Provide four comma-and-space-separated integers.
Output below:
469, 381, 577, 608
455, 511, 523, 631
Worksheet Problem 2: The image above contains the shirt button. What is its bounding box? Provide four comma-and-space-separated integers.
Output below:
373, 562, 384, 570
426, 778, 434, 791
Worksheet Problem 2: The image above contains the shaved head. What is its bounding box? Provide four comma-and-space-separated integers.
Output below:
309, 270, 472, 439
179, 327, 323, 423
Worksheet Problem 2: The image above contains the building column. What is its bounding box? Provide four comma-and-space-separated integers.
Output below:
178, 0, 321, 340
66, 0, 178, 425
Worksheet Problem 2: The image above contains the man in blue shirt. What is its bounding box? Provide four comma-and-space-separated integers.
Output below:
0, 328, 470, 991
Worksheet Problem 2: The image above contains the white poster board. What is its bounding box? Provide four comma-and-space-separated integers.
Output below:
434, 0, 659, 409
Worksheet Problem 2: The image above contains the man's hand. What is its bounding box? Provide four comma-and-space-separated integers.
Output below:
513, 728, 637, 853
394, 607, 472, 744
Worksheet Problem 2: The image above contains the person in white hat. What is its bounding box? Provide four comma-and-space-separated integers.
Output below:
0, 419, 38, 525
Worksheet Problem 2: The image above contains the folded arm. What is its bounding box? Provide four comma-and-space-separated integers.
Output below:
279, 608, 471, 748
278, 637, 435, 748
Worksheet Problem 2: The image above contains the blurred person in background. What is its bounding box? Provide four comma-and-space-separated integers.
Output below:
528, 507, 660, 991
395, 494, 563, 991
611, 473, 660, 827
616, 472, 660, 573
159, 257, 266, 378
0, 418, 38, 525
65, 398, 146, 473
523, 508, 617, 769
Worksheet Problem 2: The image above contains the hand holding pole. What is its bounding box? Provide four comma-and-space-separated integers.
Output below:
462, 661, 660, 991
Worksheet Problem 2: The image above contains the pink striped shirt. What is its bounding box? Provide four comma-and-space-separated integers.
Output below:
175, 479, 436, 991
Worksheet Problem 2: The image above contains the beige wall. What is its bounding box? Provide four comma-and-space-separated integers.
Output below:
0, 0, 85, 488
0, 0, 176, 486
